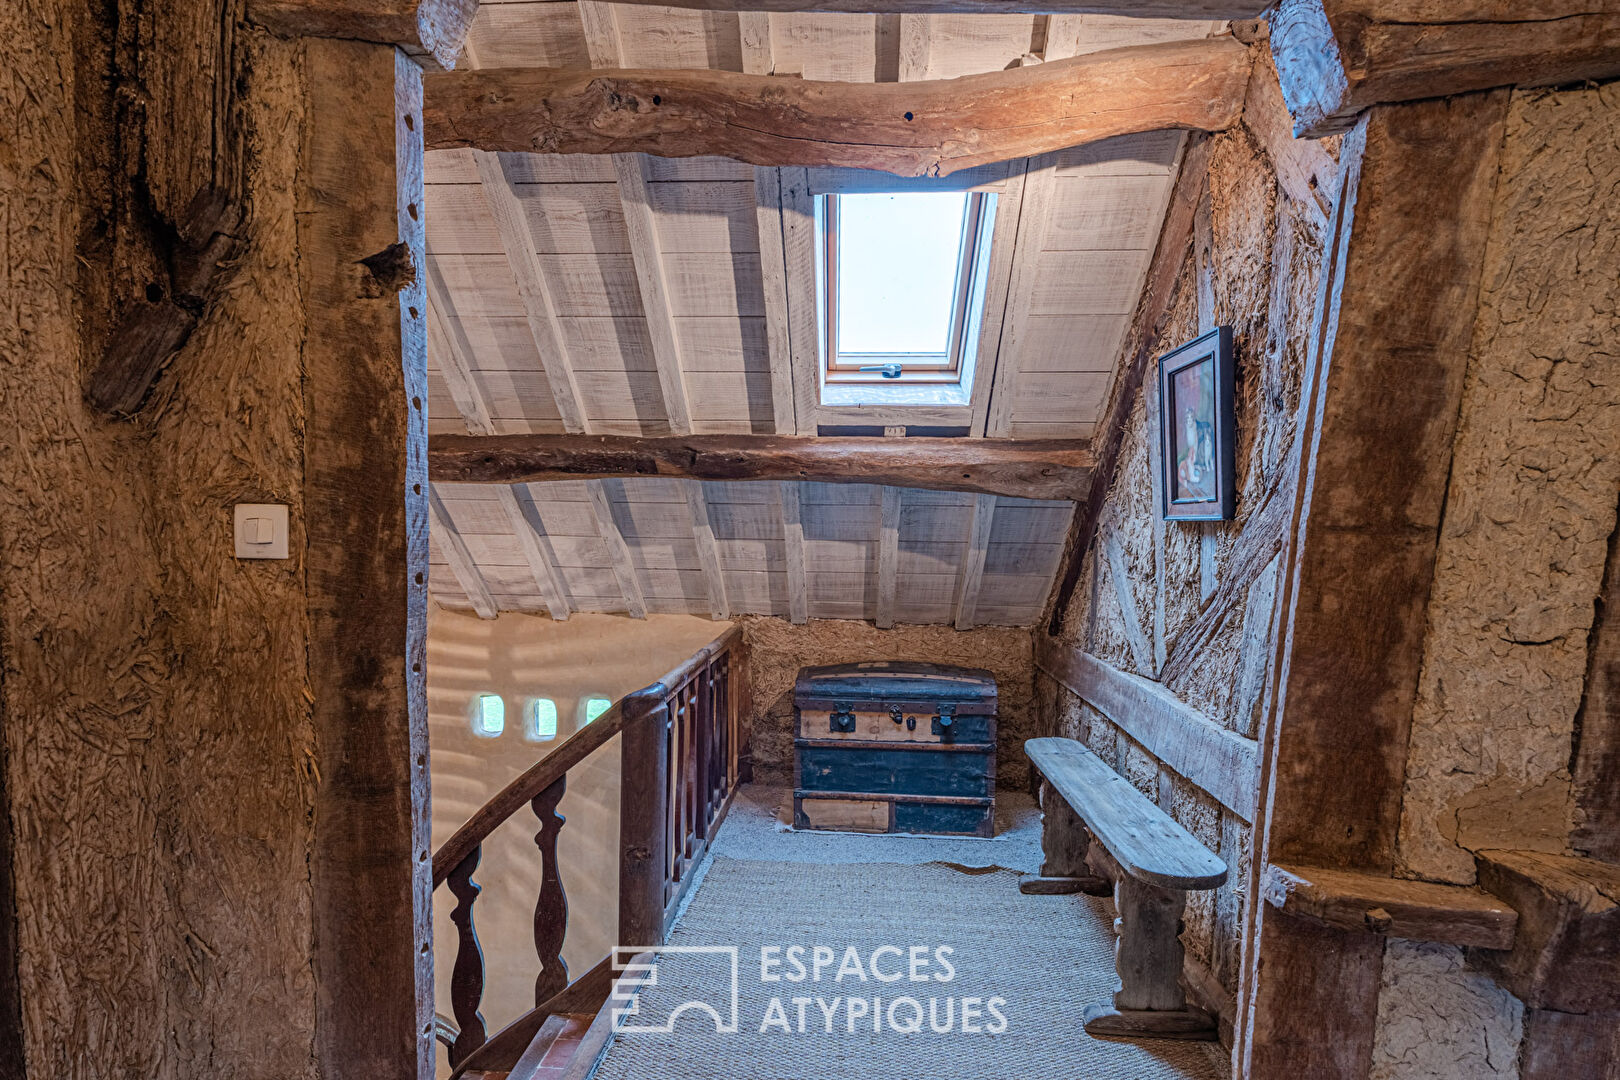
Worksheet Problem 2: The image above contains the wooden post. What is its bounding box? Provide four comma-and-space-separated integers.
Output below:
1079, 840, 1215, 1040
619, 691, 671, 949
1021, 779, 1110, 896
301, 39, 432, 1080
0, 732, 19, 1080
1234, 90, 1510, 1080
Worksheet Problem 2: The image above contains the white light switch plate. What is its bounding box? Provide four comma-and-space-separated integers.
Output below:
234, 503, 289, 559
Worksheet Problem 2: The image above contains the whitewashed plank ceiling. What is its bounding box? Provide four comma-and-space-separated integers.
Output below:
426, 3, 1219, 626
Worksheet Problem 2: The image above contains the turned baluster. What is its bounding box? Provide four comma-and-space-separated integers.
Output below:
695, 666, 713, 839
712, 657, 729, 804
446, 846, 488, 1067
531, 774, 569, 1005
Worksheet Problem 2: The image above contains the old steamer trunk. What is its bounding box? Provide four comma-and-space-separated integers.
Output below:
793, 662, 997, 837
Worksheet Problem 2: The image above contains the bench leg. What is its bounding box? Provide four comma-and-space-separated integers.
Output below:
1021, 779, 1112, 896
1082, 877, 1217, 1041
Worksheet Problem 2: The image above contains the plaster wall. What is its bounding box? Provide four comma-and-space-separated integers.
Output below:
428, 608, 726, 1061
0, 4, 320, 1076
736, 616, 1035, 788
1045, 111, 1327, 1020
1396, 83, 1620, 885
1371, 82, 1620, 1080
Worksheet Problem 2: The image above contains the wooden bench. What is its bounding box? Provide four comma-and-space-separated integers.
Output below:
1023, 737, 1227, 1041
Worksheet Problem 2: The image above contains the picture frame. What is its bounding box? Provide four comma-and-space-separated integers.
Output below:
1157, 326, 1235, 522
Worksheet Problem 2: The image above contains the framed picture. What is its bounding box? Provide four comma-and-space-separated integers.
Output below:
1157, 326, 1235, 522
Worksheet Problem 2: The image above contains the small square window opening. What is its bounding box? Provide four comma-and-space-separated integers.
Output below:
472, 693, 505, 738
581, 697, 612, 725
529, 698, 558, 741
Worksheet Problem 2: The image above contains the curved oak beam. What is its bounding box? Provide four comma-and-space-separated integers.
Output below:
422, 37, 1252, 177
561, 0, 1264, 13
429, 433, 1096, 502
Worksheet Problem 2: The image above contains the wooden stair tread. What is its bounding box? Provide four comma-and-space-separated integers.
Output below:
1026, 737, 1226, 890
505, 1012, 596, 1080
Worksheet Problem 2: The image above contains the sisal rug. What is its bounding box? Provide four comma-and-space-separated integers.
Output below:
594, 856, 1227, 1080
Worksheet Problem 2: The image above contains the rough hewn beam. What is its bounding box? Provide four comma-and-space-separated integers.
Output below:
302, 40, 434, 1080
1262, 863, 1518, 950
422, 38, 1252, 177
586, 480, 648, 619
1236, 91, 1512, 1080
551, 0, 1264, 14
429, 433, 1094, 502
248, 0, 478, 70
1269, 0, 1620, 137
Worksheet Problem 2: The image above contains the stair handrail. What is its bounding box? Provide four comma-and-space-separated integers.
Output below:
430, 623, 749, 1075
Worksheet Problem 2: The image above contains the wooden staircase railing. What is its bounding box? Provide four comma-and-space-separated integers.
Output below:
430, 625, 749, 1075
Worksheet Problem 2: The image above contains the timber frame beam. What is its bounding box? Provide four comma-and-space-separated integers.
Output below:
422, 38, 1252, 177
248, 0, 478, 70
573, 0, 1265, 13
1269, 0, 1620, 137
428, 433, 1095, 502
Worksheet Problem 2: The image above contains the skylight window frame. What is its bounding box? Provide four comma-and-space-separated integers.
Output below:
820, 191, 993, 386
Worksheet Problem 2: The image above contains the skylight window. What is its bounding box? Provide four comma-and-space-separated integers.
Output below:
818, 191, 996, 391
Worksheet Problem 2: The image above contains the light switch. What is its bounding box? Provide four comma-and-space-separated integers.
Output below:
234, 503, 289, 559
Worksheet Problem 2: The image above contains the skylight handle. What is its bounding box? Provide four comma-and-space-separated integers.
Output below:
858, 364, 904, 379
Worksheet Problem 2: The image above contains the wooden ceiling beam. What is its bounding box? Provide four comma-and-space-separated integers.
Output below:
472, 150, 590, 434
777, 482, 809, 624
684, 482, 730, 621
428, 433, 1095, 502
614, 154, 695, 435
497, 486, 572, 622
954, 493, 996, 630
429, 488, 498, 619
875, 487, 903, 629
1270, 0, 1620, 137
544, 0, 1264, 15
422, 38, 1252, 178
752, 167, 798, 435
585, 481, 648, 619
248, 0, 479, 70
580, 3, 696, 436
424, 258, 495, 435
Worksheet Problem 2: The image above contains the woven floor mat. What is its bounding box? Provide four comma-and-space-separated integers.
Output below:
594, 856, 1228, 1080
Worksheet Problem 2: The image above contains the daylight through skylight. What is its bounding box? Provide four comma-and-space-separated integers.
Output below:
820, 191, 994, 387
837, 193, 968, 359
